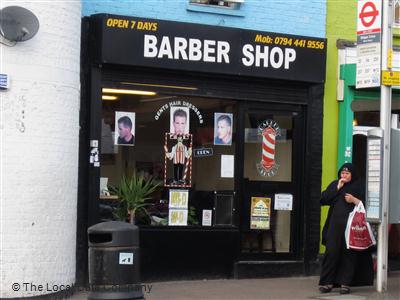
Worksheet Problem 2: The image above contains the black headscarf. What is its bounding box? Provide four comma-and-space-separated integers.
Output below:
337, 162, 359, 182
336, 162, 364, 200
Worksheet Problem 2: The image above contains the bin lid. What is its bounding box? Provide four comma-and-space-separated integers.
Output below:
88, 221, 139, 247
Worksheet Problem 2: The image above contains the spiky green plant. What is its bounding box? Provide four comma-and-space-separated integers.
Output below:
187, 206, 199, 226
109, 171, 160, 224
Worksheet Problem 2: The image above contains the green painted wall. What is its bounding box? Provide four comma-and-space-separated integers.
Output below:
321, 0, 357, 252
322, 2, 399, 253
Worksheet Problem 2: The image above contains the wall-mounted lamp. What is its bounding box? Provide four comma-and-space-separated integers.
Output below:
102, 88, 156, 96
121, 81, 198, 91
0, 6, 40, 46
102, 95, 118, 101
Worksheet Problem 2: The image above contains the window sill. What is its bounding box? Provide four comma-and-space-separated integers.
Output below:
139, 225, 239, 232
186, 4, 245, 17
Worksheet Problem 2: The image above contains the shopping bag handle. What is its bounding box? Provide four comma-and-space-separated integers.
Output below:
356, 201, 365, 213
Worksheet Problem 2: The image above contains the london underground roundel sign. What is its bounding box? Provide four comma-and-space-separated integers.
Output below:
357, 0, 382, 34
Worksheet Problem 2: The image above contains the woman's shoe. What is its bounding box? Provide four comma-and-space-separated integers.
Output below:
340, 286, 351, 294
319, 285, 333, 293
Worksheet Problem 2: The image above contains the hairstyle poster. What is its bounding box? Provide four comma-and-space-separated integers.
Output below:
170, 106, 190, 136
214, 113, 233, 146
114, 111, 135, 146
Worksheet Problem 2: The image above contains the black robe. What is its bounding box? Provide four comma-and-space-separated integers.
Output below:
319, 178, 374, 287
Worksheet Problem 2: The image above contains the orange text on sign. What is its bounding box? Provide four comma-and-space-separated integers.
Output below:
106, 18, 130, 28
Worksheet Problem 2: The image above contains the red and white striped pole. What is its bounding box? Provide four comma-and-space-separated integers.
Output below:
163, 133, 169, 186
261, 127, 276, 170
183, 134, 192, 181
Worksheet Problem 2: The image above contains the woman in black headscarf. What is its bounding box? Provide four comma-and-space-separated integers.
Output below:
319, 163, 374, 294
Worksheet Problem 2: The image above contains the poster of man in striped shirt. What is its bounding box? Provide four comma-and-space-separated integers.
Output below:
164, 135, 192, 185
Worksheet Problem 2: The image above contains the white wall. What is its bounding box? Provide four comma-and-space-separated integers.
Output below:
0, 1, 81, 297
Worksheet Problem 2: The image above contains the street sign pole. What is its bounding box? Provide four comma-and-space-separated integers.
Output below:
377, 0, 392, 293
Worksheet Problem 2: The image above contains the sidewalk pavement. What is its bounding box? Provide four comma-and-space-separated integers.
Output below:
70, 272, 399, 300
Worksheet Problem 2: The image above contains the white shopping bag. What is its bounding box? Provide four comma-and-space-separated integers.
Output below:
345, 202, 376, 250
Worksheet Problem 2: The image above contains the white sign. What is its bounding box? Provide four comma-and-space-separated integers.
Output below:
169, 190, 189, 209
367, 138, 381, 220
357, 0, 382, 34
274, 194, 293, 211
168, 209, 188, 226
202, 210, 212, 226
366, 128, 383, 222
119, 252, 134, 265
221, 155, 234, 178
0, 74, 9, 90
356, 0, 382, 88
168, 190, 189, 226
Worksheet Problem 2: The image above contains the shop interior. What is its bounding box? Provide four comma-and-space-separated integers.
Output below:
98, 84, 296, 254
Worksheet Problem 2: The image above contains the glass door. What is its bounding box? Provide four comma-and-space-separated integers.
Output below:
238, 104, 304, 259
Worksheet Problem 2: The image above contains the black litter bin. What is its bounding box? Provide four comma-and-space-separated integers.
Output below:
87, 221, 144, 300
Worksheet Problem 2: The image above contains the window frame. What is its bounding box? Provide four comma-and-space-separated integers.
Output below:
187, 0, 245, 16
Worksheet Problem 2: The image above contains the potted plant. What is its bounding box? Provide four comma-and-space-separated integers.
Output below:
109, 170, 160, 224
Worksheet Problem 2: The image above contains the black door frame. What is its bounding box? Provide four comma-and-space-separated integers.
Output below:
235, 101, 305, 261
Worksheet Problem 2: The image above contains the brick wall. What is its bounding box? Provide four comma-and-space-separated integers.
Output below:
82, 0, 326, 38
0, 1, 81, 298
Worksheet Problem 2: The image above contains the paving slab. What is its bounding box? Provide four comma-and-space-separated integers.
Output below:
70, 273, 399, 300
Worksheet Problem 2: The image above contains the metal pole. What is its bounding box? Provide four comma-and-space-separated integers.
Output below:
377, 0, 392, 293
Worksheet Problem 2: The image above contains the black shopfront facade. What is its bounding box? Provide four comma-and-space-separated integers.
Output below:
77, 14, 327, 283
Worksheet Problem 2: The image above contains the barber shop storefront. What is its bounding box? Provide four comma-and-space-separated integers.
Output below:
77, 14, 327, 281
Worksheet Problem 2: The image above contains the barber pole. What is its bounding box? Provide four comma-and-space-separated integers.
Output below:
262, 127, 276, 170
257, 120, 280, 177
163, 132, 169, 187
182, 134, 192, 181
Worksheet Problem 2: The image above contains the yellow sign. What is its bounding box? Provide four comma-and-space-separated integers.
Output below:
382, 71, 400, 86
388, 49, 393, 69
168, 209, 188, 226
250, 197, 271, 230
169, 190, 188, 209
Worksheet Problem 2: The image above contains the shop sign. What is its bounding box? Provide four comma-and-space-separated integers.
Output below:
93, 14, 327, 83
193, 147, 213, 157
250, 197, 271, 230
154, 99, 204, 124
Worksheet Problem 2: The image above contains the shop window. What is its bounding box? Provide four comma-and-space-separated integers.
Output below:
353, 111, 380, 127
243, 113, 293, 182
100, 88, 237, 227
187, 0, 245, 16
189, 0, 244, 10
